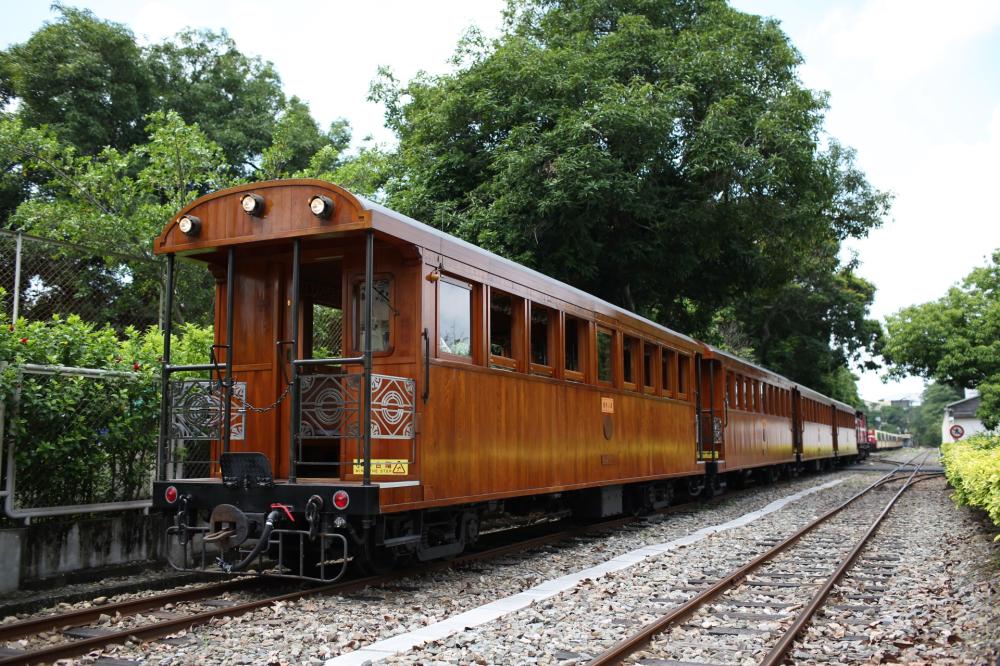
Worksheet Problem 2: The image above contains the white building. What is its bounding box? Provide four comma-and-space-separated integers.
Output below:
942, 396, 988, 442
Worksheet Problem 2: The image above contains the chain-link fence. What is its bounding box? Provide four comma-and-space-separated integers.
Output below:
1, 364, 160, 520
0, 230, 215, 522
0, 229, 214, 330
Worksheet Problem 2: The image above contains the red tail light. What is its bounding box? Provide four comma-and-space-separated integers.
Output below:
165, 485, 178, 504
332, 490, 350, 510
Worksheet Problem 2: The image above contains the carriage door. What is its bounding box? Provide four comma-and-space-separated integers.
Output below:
296, 258, 345, 478
697, 357, 725, 464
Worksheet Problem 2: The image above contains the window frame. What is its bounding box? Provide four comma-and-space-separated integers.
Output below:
563, 313, 588, 383
488, 287, 524, 371
676, 352, 691, 399
436, 274, 477, 364
662, 348, 676, 397
642, 342, 658, 395
622, 334, 640, 391
350, 273, 395, 357
529, 301, 557, 377
596, 326, 615, 386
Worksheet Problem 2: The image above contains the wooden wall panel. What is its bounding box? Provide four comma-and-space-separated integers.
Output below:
722, 410, 797, 470
381, 364, 700, 512
837, 427, 859, 456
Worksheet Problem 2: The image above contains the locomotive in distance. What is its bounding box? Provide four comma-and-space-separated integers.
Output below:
152, 179, 870, 580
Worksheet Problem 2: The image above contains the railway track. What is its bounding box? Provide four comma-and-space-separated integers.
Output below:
0, 484, 752, 665
0, 459, 911, 665
588, 453, 939, 665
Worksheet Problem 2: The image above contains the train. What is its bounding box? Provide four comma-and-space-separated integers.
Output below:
868, 429, 911, 451
151, 179, 870, 581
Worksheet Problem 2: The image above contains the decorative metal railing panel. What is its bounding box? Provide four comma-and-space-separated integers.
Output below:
168, 379, 246, 441
370, 374, 416, 439
298, 373, 362, 439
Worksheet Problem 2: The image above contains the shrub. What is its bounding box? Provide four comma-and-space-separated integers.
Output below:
0, 309, 212, 510
941, 434, 1000, 538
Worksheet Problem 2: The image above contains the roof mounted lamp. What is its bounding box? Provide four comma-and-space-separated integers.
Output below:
241, 193, 265, 217
309, 194, 334, 219
178, 215, 202, 237
309, 194, 333, 220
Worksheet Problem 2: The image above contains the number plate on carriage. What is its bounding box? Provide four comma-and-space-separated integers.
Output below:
352, 459, 409, 475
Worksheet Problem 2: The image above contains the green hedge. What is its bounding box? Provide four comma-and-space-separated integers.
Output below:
941, 434, 1000, 538
1, 310, 212, 510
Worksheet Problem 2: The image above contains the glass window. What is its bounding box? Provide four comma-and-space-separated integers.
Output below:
597, 328, 613, 383
312, 303, 343, 358
490, 290, 515, 359
355, 277, 392, 352
438, 278, 472, 358
677, 354, 690, 395
530, 303, 551, 366
662, 349, 675, 394
623, 335, 639, 385
643, 343, 654, 389
565, 315, 584, 374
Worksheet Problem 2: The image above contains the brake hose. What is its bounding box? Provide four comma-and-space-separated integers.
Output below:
217, 508, 282, 574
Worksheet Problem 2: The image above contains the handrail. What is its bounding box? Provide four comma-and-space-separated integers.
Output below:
422, 328, 430, 403
292, 356, 365, 367
165, 363, 222, 373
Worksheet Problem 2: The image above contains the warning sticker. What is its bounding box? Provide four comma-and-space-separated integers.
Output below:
353, 459, 409, 476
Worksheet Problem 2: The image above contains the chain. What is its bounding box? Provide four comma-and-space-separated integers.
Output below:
221, 378, 295, 414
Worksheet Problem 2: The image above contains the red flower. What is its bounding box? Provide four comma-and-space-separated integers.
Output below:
18, 337, 28, 344
132, 362, 141, 371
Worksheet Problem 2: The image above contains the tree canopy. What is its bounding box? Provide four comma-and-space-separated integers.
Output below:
0, 1, 892, 402
370, 0, 890, 401
3, 5, 153, 155
884, 250, 1000, 429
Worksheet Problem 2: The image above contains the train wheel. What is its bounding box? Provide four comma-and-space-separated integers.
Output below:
686, 476, 706, 499
352, 532, 398, 576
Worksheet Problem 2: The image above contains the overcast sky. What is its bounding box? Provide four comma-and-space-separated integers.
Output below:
4, 0, 999, 404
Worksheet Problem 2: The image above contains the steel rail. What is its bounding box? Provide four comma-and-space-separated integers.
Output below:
760, 458, 932, 665
1, 465, 900, 665
0, 474, 741, 657
0, 578, 256, 643
587, 453, 926, 666
0, 497, 707, 665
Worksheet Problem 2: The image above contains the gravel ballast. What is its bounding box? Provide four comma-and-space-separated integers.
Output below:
8, 449, 997, 665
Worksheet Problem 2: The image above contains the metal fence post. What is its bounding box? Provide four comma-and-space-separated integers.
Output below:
12, 232, 22, 322
0, 362, 7, 500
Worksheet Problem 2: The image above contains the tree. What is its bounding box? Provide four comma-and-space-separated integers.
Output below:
912, 382, 963, 446
259, 98, 352, 180
2, 5, 153, 155
884, 250, 1000, 429
145, 28, 286, 172
371, 0, 889, 396
3, 111, 230, 327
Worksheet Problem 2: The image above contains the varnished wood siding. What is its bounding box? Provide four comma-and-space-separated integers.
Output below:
721, 411, 796, 470
156, 181, 370, 255
801, 421, 835, 460
837, 426, 859, 456
385, 363, 701, 512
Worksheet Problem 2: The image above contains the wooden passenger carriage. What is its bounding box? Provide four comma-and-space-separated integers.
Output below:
151, 179, 864, 580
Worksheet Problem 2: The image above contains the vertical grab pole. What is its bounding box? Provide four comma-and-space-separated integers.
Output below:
694, 354, 703, 457
362, 230, 374, 486
289, 239, 301, 484
157, 254, 176, 481
223, 247, 235, 453
709, 362, 716, 458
